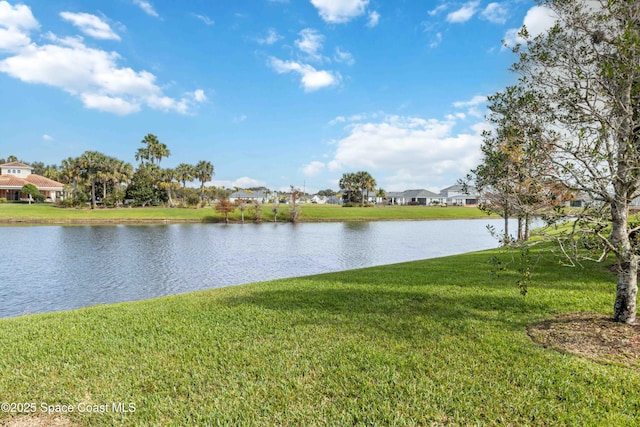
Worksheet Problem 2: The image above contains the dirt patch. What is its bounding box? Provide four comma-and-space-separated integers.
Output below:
1, 416, 76, 427
528, 312, 640, 367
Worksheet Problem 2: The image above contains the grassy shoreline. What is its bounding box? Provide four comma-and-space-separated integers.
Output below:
0, 203, 494, 224
0, 247, 638, 426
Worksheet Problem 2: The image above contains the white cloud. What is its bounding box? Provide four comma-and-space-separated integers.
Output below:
326, 114, 485, 191
295, 28, 324, 61
257, 28, 282, 45
480, 2, 508, 24
453, 95, 487, 118
453, 95, 487, 108
303, 161, 325, 176
60, 12, 120, 41
193, 14, 214, 26
503, 5, 557, 48
132, 0, 159, 18
334, 47, 354, 65
429, 32, 443, 48
0, 1, 39, 52
269, 57, 340, 92
310, 0, 369, 24
446, 1, 480, 24
329, 116, 346, 125
81, 93, 140, 115
428, 4, 447, 16
233, 114, 247, 123
211, 177, 267, 189
367, 11, 379, 28
193, 89, 207, 102
42, 134, 53, 141
0, 6, 204, 115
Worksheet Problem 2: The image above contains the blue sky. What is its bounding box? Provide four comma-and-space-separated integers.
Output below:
0, 0, 556, 193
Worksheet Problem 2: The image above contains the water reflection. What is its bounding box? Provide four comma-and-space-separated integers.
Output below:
2, 219, 519, 318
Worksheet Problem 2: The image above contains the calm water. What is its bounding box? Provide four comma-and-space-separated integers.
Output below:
1, 219, 518, 318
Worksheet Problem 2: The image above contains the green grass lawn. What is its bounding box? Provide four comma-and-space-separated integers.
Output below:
0, 247, 637, 426
0, 202, 492, 223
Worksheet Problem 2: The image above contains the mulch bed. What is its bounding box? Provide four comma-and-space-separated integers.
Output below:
528, 312, 640, 367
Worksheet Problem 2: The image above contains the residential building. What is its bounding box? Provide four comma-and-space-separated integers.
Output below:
229, 189, 270, 203
0, 162, 64, 202
439, 184, 479, 206
388, 189, 446, 206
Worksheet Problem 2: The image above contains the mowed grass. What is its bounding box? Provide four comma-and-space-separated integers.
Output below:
0, 248, 637, 426
0, 202, 492, 224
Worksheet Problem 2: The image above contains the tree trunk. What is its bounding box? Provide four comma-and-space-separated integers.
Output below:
503, 206, 510, 245
524, 214, 530, 242
614, 255, 638, 325
611, 201, 637, 324
517, 216, 524, 241
91, 181, 96, 209
166, 188, 175, 208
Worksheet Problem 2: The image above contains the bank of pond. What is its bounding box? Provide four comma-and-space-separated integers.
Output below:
0, 242, 636, 426
3, 219, 514, 317
0, 203, 493, 223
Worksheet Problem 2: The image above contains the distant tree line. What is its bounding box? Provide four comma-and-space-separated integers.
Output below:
4, 134, 220, 208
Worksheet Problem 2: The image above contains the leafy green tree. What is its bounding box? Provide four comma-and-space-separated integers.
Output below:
317, 189, 336, 197
510, 0, 640, 323
21, 183, 41, 204
126, 164, 165, 207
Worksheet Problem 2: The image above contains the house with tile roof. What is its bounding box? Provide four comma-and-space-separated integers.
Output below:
0, 162, 64, 202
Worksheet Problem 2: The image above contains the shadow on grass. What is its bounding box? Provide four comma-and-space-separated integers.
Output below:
217, 249, 615, 341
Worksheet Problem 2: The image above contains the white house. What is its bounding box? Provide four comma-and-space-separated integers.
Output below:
388, 189, 446, 206
0, 162, 64, 202
228, 189, 270, 203
440, 184, 479, 206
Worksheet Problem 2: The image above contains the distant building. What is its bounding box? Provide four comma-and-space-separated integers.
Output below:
439, 184, 479, 206
388, 189, 445, 206
228, 189, 270, 203
0, 162, 64, 202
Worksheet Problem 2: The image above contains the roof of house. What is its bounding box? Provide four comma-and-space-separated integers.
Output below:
0, 174, 64, 190
229, 189, 268, 199
0, 162, 33, 169
25, 174, 64, 189
403, 189, 443, 198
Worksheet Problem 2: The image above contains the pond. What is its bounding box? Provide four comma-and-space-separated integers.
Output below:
1, 219, 520, 318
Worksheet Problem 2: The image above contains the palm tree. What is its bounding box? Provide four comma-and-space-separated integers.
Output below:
61, 156, 82, 194
175, 163, 196, 189
158, 168, 179, 208
78, 151, 107, 209
339, 172, 356, 203
136, 134, 170, 165
355, 171, 376, 205
194, 160, 214, 202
